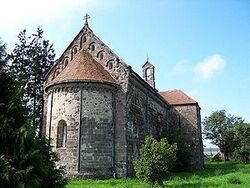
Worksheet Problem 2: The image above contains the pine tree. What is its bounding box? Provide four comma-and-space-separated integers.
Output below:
10, 28, 55, 137
0, 38, 65, 187
0, 38, 7, 71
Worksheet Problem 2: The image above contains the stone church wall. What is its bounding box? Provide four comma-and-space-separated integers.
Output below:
43, 23, 204, 178
45, 82, 118, 178
114, 89, 128, 178
47, 84, 81, 177
173, 104, 204, 169
79, 83, 115, 178
125, 75, 168, 176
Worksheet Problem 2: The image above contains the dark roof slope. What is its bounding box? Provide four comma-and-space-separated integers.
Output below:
159, 89, 197, 105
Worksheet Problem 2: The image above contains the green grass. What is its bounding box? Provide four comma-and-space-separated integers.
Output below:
67, 162, 250, 188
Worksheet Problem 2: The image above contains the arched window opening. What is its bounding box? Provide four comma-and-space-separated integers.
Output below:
73, 47, 77, 55
82, 36, 87, 43
107, 60, 113, 70
97, 50, 104, 60
89, 42, 95, 51
100, 53, 104, 60
145, 68, 151, 81
156, 113, 163, 141
64, 59, 69, 67
57, 120, 67, 148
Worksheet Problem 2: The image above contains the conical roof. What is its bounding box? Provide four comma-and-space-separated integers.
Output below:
46, 50, 117, 88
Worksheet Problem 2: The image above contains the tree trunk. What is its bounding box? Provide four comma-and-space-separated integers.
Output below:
224, 151, 229, 161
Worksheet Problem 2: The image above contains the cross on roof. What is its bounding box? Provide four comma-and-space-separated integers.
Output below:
84, 14, 90, 26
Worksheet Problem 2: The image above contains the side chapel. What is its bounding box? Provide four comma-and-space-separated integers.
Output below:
43, 15, 204, 178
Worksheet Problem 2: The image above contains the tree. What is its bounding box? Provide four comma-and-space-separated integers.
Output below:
0, 38, 8, 71
233, 123, 250, 164
203, 110, 242, 161
10, 28, 55, 137
0, 39, 65, 187
169, 127, 191, 170
133, 136, 177, 185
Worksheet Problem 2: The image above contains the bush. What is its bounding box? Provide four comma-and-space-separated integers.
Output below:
168, 127, 191, 171
232, 123, 250, 164
133, 136, 177, 185
227, 176, 242, 184
0, 69, 65, 187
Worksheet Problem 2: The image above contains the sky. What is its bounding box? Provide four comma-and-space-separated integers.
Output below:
1, 0, 249, 148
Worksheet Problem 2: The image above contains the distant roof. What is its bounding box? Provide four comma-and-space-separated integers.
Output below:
46, 50, 117, 87
159, 89, 197, 105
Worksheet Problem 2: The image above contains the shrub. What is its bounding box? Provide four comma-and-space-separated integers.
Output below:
227, 176, 242, 184
0, 69, 65, 187
168, 127, 191, 170
211, 153, 222, 162
232, 123, 250, 164
133, 136, 177, 185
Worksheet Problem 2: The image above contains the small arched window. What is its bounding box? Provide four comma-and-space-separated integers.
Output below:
89, 42, 95, 51
82, 36, 87, 43
145, 68, 151, 81
73, 47, 77, 55
107, 60, 114, 70
91, 44, 95, 51
64, 59, 69, 68
97, 50, 104, 60
56, 120, 67, 148
100, 53, 104, 60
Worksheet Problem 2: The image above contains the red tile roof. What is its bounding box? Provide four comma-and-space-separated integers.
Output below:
159, 89, 197, 105
46, 50, 117, 87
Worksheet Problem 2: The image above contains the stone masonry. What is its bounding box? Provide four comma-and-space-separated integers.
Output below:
43, 18, 204, 178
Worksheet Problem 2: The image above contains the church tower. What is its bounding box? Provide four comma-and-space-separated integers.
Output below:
142, 59, 155, 88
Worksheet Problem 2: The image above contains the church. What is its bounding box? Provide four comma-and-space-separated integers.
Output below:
42, 15, 204, 178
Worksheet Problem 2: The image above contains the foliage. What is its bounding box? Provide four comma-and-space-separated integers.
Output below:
9, 28, 55, 137
67, 162, 250, 188
203, 109, 242, 160
169, 127, 191, 170
211, 153, 223, 162
0, 52, 65, 187
133, 136, 177, 185
232, 123, 250, 164
0, 38, 8, 71
227, 176, 242, 185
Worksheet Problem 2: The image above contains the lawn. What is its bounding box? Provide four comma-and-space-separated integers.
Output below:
67, 162, 250, 188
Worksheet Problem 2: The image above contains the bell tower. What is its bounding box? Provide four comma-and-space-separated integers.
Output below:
142, 59, 155, 88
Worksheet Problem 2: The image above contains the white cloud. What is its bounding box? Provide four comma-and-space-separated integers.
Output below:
194, 54, 226, 80
0, 0, 104, 25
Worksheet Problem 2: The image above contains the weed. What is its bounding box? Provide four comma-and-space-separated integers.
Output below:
227, 176, 242, 184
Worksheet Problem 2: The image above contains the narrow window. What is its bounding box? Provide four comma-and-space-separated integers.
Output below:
107, 60, 113, 70
97, 51, 104, 60
64, 59, 68, 67
57, 120, 67, 148
178, 115, 181, 128
82, 36, 86, 43
73, 47, 77, 55
89, 43, 95, 51
100, 53, 104, 60
145, 68, 151, 81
